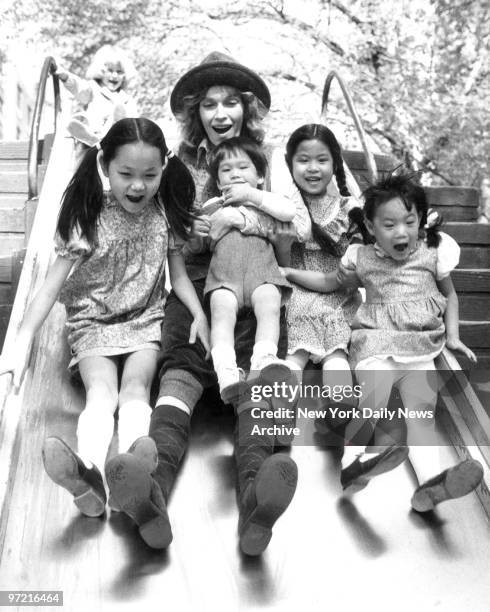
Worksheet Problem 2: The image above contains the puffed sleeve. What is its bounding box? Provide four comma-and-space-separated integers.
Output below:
435, 232, 460, 280
54, 226, 91, 260
340, 243, 362, 269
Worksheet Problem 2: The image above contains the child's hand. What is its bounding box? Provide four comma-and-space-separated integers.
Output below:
336, 262, 360, 290
267, 222, 296, 249
0, 333, 33, 388
55, 69, 69, 83
189, 313, 211, 359
191, 215, 211, 238
221, 183, 253, 205
446, 337, 477, 363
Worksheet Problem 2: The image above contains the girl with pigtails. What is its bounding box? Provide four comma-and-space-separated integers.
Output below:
277, 124, 362, 428
0, 118, 210, 531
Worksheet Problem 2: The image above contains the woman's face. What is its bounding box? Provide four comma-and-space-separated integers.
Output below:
199, 86, 244, 146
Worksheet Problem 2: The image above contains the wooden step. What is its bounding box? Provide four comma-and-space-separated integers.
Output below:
453, 269, 490, 292
443, 222, 490, 245
459, 247, 490, 268
0, 171, 27, 193
0, 141, 29, 160
0, 194, 27, 208
460, 321, 490, 348
0, 207, 24, 232
459, 294, 490, 320
426, 186, 479, 222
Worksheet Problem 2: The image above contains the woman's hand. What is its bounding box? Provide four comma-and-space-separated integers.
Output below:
446, 337, 477, 363
191, 215, 211, 238
336, 261, 360, 289
0, 332, 33, 388
189, 313, 211, 359
208, 207, 244, 243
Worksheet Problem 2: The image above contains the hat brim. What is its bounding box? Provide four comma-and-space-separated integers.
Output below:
170, 61, 271, 115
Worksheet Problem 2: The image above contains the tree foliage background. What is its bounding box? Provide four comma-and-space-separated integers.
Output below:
1, 0, 489, 186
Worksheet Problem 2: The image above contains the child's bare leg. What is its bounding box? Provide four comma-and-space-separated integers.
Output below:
77, 356, 119, 472
210, 289, 241, 395
399, 365, 483, 511
341, 363, 408, 494
250, 283, 282, 371
41, 356, 118, 517
118, 348, 158, 454
318, 350, 354, 438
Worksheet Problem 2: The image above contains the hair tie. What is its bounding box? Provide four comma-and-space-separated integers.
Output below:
166, 150, 174, 159
424, 208, 440, 229
95, 141, 102, 151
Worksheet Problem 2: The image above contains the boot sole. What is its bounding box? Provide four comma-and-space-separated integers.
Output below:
105, 454, 172, 549
240, 455, 298, 556
411, 459, 484, 512
343, 446, 409, 494
42, 438, 105, 517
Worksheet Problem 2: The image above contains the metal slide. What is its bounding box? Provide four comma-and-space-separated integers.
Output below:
0, 62, 489, 612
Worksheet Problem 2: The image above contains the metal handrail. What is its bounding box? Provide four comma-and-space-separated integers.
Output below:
27, 56, 61, 200
322, 70, 378, 183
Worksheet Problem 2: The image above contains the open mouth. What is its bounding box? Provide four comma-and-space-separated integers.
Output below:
393, 243, 409, 252
212, 125, 232, 134
126, 195, 144, 203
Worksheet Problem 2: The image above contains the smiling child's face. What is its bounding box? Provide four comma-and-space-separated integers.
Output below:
101, 61, 125, 91
216, 149, 262, 190
367, 197, 420, 260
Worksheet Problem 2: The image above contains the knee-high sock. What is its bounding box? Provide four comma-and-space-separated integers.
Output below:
234, 398, 275, 501
118, 400, 152, 453
77, 406, 115, 474
149, 404, 190, 501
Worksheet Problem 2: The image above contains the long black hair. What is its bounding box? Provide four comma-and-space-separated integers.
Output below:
57, 117, 196, 245
285, 124, 351, 257
348, 172, 441, 247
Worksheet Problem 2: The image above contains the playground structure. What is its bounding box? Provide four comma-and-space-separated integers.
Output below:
0, 58, 489, 612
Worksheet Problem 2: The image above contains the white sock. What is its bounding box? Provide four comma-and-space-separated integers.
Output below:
77, 406, 115, 474
118, 400, 152, 453
211, 343, 237, 370
250, 340, 278, 371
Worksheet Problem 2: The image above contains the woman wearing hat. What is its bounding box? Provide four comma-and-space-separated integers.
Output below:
107, 52, 310, 555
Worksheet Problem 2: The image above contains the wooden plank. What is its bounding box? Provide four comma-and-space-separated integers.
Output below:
459, 294, 490, 321
459, 246, 490, 268
0, 195, 27, 209
0, 258, 12, 284
0, 284, 10, 303
433, 205, 477, 222
0, 235, 24, 258
453, 269, 490, 292
343, 150, 395, 173
0, 172, 27, 193
443, 222, 490, 245
0, 141, 28, 160
426, 186, 480, 208
460, 321, 490, 348
0, 208, 24, 232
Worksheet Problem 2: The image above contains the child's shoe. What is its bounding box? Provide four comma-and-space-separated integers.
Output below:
341, 445, 409, 494
105, 453, 172, 549
411, 459, 484, 512
250, 354, 291, 385
67, 118, 99, 147
108, 436, 158, 511
42, 437, 106, 517
238, 454, 298, 556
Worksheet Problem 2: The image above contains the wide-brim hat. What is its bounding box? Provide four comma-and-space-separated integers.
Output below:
170, 51, 271, 115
